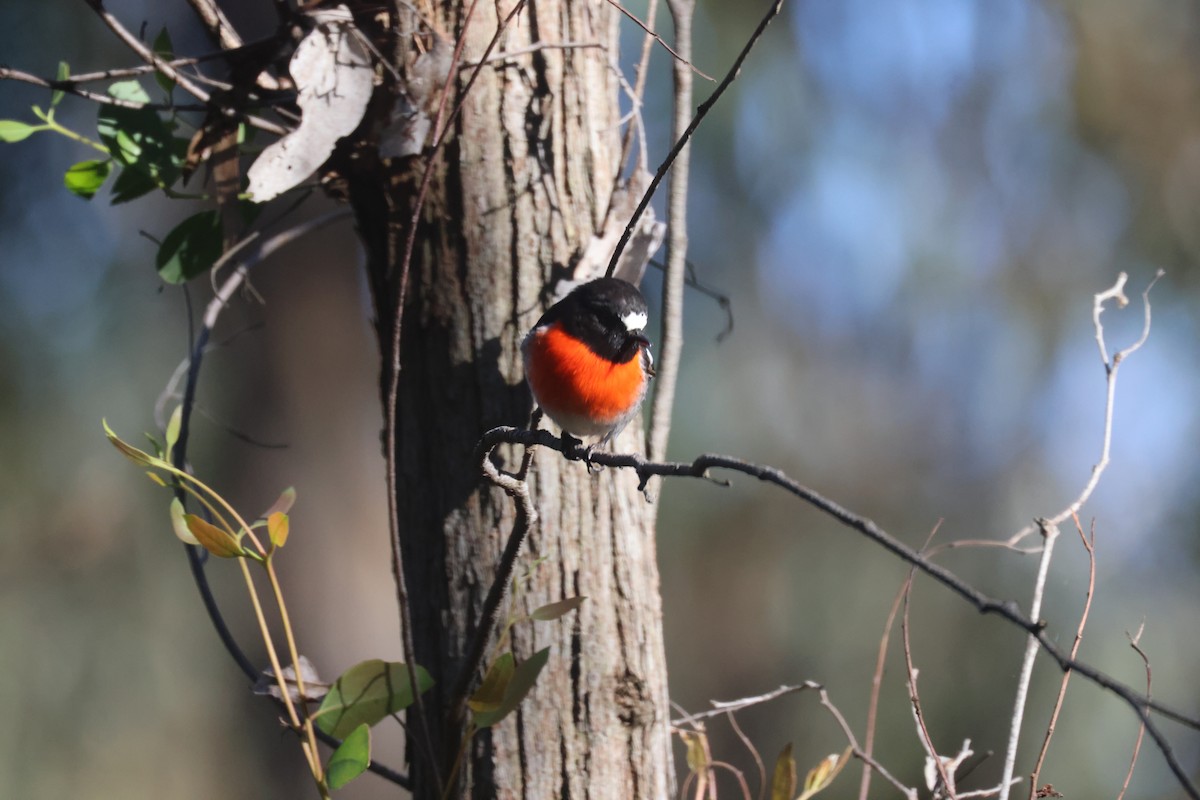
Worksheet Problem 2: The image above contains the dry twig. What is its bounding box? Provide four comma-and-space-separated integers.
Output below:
1117, 624, 1152, 800
474, 424, 1200, 799
1026, 515, 1097, 798
606, 0, 785, 279
647, 0, 696, 475
998, 272, 1163, 800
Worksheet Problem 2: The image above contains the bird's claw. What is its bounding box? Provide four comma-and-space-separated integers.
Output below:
583, 443, 605, 473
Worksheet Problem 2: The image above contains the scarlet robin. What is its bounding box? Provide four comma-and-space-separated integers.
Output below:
522, 278, 654, 453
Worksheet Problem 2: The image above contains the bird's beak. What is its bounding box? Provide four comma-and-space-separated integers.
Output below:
631, 332, 651, 349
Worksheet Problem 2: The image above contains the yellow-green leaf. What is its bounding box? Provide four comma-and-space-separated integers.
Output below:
170, 498, 199, 545
268, 511, 289, 549
681, 730, 709, 774
103, 419, 156, 467
184, 514, 244, 558
164, 404, 182, 460
473, 647, 550, 728
314, 660, 434, 739
797, 748, 851, 800
0, 120, 39, 143
63, 159, 112, 199
468, 653, 515, 713
771, 743, 797, 800
146, 471, 167, 487
530, 596, 587, 622
326, 723, 370, 790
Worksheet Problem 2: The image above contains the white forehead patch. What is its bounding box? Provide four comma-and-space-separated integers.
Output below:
621, 310, 648, 332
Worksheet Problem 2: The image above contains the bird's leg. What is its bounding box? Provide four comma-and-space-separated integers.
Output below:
583, 442, 606, 473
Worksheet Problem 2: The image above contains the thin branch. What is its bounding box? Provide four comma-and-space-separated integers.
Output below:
606, 0, 784, 278
1007, 271, 1164, 547
858, 534, 931, 800
1117, 624, 1152, 800
448, 411, 540, 725
1027, 515, 1096, 799
602, 0, 713, 81
0, 66, 205, 111
998, 272, 1162, 800
724, 710, 766, 800
81, 0, 289, 135
84, 0, 213, 101
185, 0, 286, 93
998, 518, 1059, 800
901, 554, 957, 799
818, 687, 917, 800
187, 0, 246, 52
617, 0, 658, 174
710, 759, 754, 800
671, 683, 816, 726
647, 0, 694, 472
461, 40, 605, 67
474, 424, 1200, 799
381, 0, 519, 789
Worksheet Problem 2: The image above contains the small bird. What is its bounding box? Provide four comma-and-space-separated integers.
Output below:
522, 278, 654, 452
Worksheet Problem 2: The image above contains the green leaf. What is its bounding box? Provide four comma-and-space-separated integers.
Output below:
473, 647, 550, 728
155, 211, 222, 283
98, 82, 184, 197
530, 596, 587, 622
103, 419, 156, 467
110, 164, 158, 204
184, 514, 244, 558
467, 653, 514, 713
770, 743, 797, 800
52, 61, 69, 106
152, 28, 175, 94
107, 80, 151, 105
113, 128, 142, 163
170, 498, 199, 545
164, 403, 182, 460
315, 660, 434, 739
0, 120, 39, 143
326, 723, 371, 790
268, 512, 289, 549
63, 159, 112, 199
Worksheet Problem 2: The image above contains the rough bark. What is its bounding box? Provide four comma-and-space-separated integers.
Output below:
351, 2, 673, 797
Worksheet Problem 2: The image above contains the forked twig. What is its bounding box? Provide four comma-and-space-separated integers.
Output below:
1117, 625, 1152, 800
998, 272, 1163, 800
818, 688, 917, 799
81, 0, 288, 135
606, 0, 785, 279
900, 545, 958, 799
474, 423, 1200, 799
603, 0, 713, 81
1026, 515, 1097, 798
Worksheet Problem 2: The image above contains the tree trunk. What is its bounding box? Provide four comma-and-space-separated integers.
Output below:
352, 2, 674, 797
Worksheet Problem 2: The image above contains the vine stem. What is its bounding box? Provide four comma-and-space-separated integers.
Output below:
265, 556, 326, 796
237, 556, 328, 796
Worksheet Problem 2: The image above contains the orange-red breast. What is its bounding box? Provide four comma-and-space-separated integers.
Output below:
522, 278, 654, 447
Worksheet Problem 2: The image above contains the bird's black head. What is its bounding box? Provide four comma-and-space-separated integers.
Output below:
541, 278, 650, 364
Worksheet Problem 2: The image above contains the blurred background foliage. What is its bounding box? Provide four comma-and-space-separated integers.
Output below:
1, 0, 1197, 797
